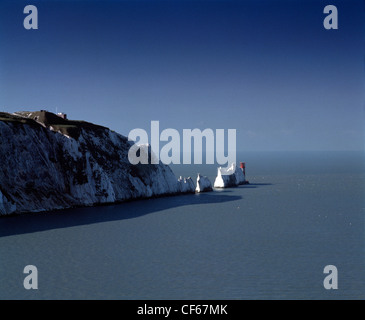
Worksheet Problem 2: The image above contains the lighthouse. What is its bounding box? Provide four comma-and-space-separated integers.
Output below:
240, 162, 249, 184
240, 162, 245, 176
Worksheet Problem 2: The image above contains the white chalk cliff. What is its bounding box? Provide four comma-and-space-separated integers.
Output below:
195, 174, 213, 193
0, 111, 194, 215
178, 176, 195, 193
213, 163, 246, 188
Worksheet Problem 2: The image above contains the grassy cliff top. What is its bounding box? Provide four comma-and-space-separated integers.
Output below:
0, 111, 108, 139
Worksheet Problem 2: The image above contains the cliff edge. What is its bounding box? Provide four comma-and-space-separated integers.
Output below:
0, 111, 193, 215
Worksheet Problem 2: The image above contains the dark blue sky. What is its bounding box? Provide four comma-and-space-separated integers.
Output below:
0, 0, 364, 151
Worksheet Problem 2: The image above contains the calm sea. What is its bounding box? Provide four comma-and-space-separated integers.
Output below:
0, 151, 364, 299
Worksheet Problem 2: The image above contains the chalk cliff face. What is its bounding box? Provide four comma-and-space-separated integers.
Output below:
213, 163, 246, 188
195, 174, 213, 193
0, 111, 194, 215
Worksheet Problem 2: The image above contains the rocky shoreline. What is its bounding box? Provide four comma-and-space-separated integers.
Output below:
0, 111, 248, 216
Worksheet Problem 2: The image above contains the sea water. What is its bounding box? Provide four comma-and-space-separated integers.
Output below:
0, 151, 364, 299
